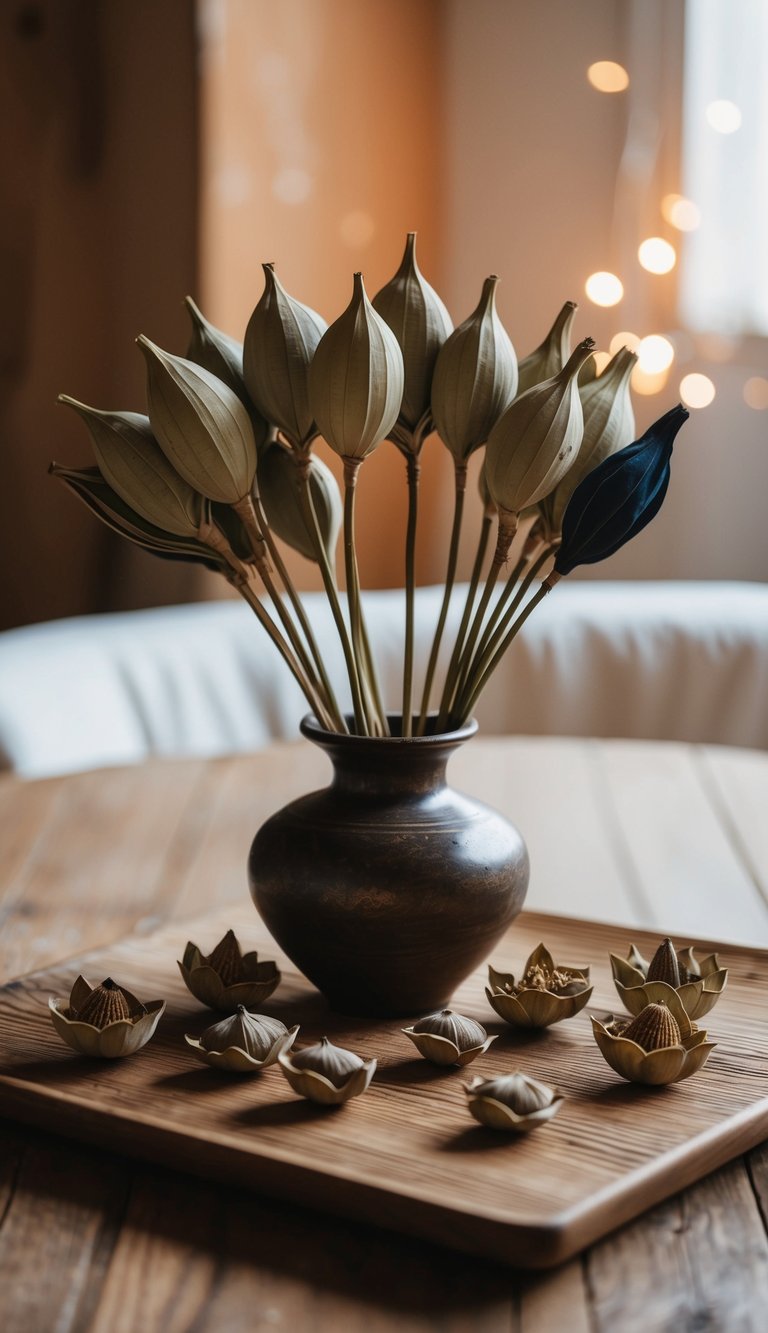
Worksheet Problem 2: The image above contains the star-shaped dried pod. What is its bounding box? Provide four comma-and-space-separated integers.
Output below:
401, 1009, 496, 1067
185, 1005, 298, 1073
610, 936, 727, 1021
278, 1037, 376, 1106
49, 976, 165, 1059
178, 929, 280, 1012
591, 990, 716, 1086
465, 1071, 564, 1133
485, 943, 592, 1028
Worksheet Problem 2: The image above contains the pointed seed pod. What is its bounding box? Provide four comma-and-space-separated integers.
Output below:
540, 344, 637, 536
484, 338, 595, 517
553, 404, 689, 577
372, 232, 453, 432
308, 272, 404, 461
646, 938, 681, 988
206, 929, 244, 986
185, 297, 270, 454
74, 978, 133, 1028
474, 1072, 555, 1116
199, 1006, 290, 1059
622, 1002, 681, 1052
411, 1009, 487, 1049
288, 1036, 364, 1088
516, 300, 577, 397
431, 275, 518, 462
138, 337, 257, 504
58, 397, 203, 537
243, 264, 327, 448
258, 443, 341, 567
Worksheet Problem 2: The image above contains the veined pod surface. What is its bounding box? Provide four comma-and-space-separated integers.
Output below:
244, 264, 327, 449
516, 300, 577, 397
431, 275, 518, 463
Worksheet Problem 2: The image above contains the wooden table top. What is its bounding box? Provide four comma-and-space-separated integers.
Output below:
2, 736, 768, 1331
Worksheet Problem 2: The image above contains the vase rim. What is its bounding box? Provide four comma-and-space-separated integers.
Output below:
300, 713, 478, 747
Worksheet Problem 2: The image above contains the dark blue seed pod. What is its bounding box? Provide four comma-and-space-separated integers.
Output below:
554, 404, 689, 576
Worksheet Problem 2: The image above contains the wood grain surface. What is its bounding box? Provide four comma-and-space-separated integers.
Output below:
1, 739, 768, 1329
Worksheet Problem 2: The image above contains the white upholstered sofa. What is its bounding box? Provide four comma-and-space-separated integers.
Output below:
0, 581, 766, 778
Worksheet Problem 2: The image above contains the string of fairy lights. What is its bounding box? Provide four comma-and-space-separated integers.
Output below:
584, 59, 768, 413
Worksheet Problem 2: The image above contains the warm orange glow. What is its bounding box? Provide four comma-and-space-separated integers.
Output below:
637, 335, 674, 374
591, 350, 611, 376
743, 377, 768, 410
609, 330, 640, 355
661, 194, 701, 231
680, 373, 716, 408
638, 238, 676, 275
585, 271, 623, 307
631, 366, 669, 396
706, 100, 742, 134
587, 61, 629, 93
339, 211, 376, 247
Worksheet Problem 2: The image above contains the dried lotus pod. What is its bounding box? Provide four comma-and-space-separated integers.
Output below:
258, 442, 341, 570
431, 275, 517, 463
402, 1008, 496, 1067
185, 296, 269, 454
486, 943, 592, 1028
646, 938, 681, 988
622, 1002, 681, 1051
243, 263, 328, 450
591, 991, 716, 1086
465, 1071, 563, 1133
279, 1036, 376, 1105
609, 936, 727, 1021
178, 930, 280, 1013
516, 300, 577, 397
185, 1005, 298, 1073
49, 975, 165, 1059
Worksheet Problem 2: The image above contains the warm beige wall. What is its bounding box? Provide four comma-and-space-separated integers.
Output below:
441, 0, 768, 581
197, 0, 447, 592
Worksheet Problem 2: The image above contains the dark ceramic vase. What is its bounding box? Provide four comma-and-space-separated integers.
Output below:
248, 715, 529, 1018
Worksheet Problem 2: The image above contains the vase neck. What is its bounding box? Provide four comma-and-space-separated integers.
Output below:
327, 745, 455, 798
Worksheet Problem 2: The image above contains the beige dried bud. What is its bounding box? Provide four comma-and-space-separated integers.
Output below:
431, 275, 518, 463
402, 1008, 496, 1067
185, 296, 270, 454
279, 1036, 377, 1105
308, 272, 404, 462
258, 442, 341, 568
465, 1072, 563, 1133
243, 264, 327, 449
185, 1005, 299, 1073
49, 975, 165, 1059
58, 397, 203, 537
178, 930, 280, 1013
486, 943, 592, 1028
372, 231, 453, 437
610, 937, 728, 1021
138, 336, 257, 504
484, 338, 595, 519
591, 990, 716, 1086
540, 344, 637, 536
516, 300, 578, 397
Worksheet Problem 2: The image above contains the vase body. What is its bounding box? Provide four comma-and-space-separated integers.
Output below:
248, 716, 529, 1017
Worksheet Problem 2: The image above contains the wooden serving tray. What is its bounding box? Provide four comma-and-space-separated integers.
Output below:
0, 905, 766, 1269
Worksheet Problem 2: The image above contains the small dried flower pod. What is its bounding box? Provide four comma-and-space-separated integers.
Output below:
185, 296, 270, 454
243, 263, 328, 450
431, 275, 517, 463
485, 943, 592, 1028
178, 930, 280, 1013
49, 976, 165, 1059
278, 1036, 376, 1105
591, 991, 716, 1086
516, 300, 577, 397
402, 1009, 496, 1067
258, 442, 341, 570
610, 936, 728, 1021
185, 1005, 298, 1073
465, 1071, 563, 1133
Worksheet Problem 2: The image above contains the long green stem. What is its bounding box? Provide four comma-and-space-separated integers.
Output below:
295, 458, 368, 734
402, 454, 420, 737
416, 461, 468, 735
343, 459, 383, 735
462, 543, 557, 700
456, 580, 553, 725
435, 510, 493, 730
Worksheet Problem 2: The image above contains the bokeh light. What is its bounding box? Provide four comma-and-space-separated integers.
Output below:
587, 61, 629, 93
661, 194, 701, 231
638, 238, 676, 275
590, 351, 611, 377
631, 366, 668, 396
705, 100, 742, 134
743, 377, 768, 410
680, 373, 716, 408
585, 271, 623, 307
637, 335, 675, 374
609, 330, 640, 355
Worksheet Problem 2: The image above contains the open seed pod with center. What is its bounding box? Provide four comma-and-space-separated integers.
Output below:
185, 1005, 298, 1073
610, 936, 728, 1021
402, 1008, 496, 1066
178, 929, 280, 1012
279, 1036, 376, 1105
49, 976, 165, 1059
591, 990, 716, 1086
465, 1071, 563, 1133
486, 943, 592, 1028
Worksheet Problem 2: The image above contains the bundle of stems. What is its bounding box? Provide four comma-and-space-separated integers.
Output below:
52, 237, 686, 739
